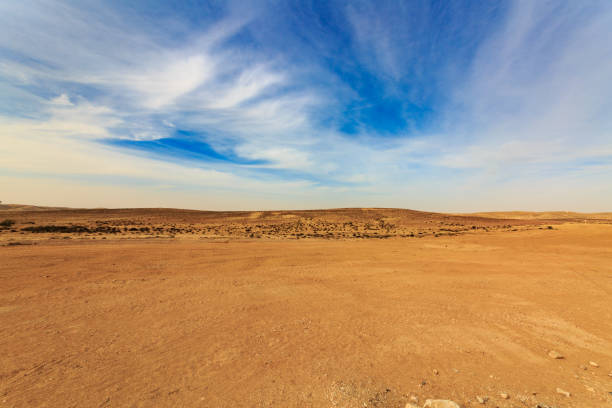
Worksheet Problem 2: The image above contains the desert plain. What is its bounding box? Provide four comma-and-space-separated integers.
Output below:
1, 206, 611, 408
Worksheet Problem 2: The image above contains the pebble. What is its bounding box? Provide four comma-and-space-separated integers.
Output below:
423, 400, 460, 408
556, 388, 571, 397
500, 393, 509, 399
589, 361, 599, 367
476, 395, 488, 404
433, 369, 439, 375
608, 372, 612, 377
579, 364, 588, 370
585, 385, 595, 392
548, 350, 563, 359
409, 395, 419, 403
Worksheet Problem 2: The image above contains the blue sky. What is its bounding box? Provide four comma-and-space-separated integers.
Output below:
1, 0, 611, 211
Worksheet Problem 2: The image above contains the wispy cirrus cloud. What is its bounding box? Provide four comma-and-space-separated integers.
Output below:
1, 0, 611, 210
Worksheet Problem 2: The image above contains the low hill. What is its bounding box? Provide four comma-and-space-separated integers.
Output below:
2, 205, 609, 241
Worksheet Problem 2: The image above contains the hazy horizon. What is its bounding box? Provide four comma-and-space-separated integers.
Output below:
2, 1, 612, 212
3, 201, 612, 215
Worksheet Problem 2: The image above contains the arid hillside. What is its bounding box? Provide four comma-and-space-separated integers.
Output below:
3, 206, 608, 244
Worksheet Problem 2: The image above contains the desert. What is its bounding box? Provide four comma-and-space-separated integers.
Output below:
1, 207, 611, 407
3, 1, 612, 407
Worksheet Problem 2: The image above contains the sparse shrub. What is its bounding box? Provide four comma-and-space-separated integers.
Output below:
1, 219, 16, 228
21, 225, 90, 233
6, 241, 34, 246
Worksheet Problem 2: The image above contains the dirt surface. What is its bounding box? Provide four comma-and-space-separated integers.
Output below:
1, 208, 612, 407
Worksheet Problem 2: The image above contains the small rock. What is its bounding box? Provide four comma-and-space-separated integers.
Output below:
500, 393, 509, 399
548, 350, 563, 359
476, 395, 488, 404
608, 371, 612, 377
579, 365, 588, 370
409, 395, 419, 403
433, 369, 439, 375
589, 361, 599, 367
423, 400, 460, 408
405, 404, 419, 408
584, 386, 595, 392
556, 388, 571, 397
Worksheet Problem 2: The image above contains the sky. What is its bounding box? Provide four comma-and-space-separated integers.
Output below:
1, 0, 611, 211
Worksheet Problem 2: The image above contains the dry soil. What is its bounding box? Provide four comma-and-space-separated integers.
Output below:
1, 208, 611, 407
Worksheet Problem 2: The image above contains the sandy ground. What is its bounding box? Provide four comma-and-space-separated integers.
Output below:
1, 209, 612, 407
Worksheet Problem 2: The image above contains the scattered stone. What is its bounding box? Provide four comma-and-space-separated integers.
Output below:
500, 393, 509, 399
579, 365, 588, 370
409, 395, 419, 403
556, 388, 571, 397
423, 400, 460, 408
433, 369, 439, 375
548, 350, 563, 359
476, 395, 488, 404
584, 385, 595, 392
589, 361, 599, 367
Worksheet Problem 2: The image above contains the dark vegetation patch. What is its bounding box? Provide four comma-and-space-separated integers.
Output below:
21, 225, 121, 234
1, 219, 16, 228
5, 241, 36, 246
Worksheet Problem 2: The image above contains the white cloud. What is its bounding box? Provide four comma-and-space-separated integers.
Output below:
125, 55, 216, 109
206, 65, 285, 109
49, 94, 73, 106
1, 0, 611, 210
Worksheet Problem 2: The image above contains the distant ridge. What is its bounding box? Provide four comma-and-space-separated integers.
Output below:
461, 211, 612, 220
1, 204, 611, 220
0, 204, 71, 211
